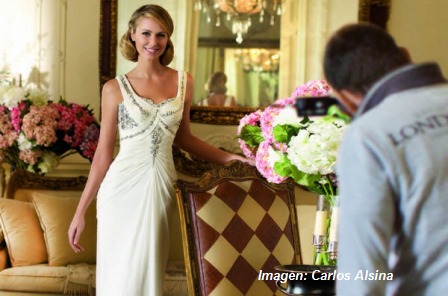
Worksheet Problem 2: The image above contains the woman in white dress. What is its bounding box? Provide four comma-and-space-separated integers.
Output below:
68, 5, 253, 296
198, 71, 237, 107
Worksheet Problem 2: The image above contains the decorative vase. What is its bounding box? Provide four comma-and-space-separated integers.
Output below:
313, 195, 339, 266
275, 264, 336, 295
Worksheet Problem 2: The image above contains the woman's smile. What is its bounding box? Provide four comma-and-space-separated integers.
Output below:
132, 17, 168, 61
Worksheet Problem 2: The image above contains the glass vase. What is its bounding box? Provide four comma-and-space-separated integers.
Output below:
313, 194, 338, 266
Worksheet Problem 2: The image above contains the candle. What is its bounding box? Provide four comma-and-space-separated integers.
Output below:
329, 207, 339, 241
314, 210, 328, 236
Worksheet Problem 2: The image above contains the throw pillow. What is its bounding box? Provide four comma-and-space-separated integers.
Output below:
32, 192, 97, 266
0, 199, 48, 266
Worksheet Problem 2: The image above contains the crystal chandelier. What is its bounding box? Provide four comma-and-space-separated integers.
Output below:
235, 48, 280, 72
195, 0, 286, 44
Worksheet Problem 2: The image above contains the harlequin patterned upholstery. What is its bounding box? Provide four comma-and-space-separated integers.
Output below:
175, 161, 301, 296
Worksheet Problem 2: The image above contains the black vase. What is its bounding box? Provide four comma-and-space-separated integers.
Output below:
275, 265, 336, 295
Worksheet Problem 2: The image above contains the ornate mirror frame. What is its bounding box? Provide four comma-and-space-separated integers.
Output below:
99, 0, 118, 90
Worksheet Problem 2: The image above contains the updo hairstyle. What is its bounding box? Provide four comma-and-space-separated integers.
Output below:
206, 72, 228, 94
119, 4, 174, 65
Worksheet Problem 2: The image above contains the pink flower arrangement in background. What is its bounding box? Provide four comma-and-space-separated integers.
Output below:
0, 84, 100, 173
291, 80, 331, 98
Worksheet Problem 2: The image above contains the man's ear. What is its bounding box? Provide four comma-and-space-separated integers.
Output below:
400, 46, 412, 63
333, 89, 364, 115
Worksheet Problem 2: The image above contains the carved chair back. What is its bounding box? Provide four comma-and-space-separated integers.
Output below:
174, 160, 301, 296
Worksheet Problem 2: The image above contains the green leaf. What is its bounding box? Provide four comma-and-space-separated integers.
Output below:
327, 105, 351, 124
273, 154, 293, 177
290, 166, 321, 187
300, 116, 311, 125
273, 124, 300, 144
234, 125, 264, 147
273, 154, 321, 187
307, 182, 326, 195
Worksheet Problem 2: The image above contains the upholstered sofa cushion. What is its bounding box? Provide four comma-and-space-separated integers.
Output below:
0, 263, 95, 294
0, 199, 47, 267
32, 193, 97, 266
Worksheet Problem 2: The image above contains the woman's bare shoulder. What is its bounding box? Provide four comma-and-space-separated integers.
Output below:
102, 79, 123, 104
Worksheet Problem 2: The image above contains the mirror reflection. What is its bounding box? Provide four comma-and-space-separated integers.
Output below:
193, 7, 281, 108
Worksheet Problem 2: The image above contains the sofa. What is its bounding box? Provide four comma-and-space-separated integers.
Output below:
0, 169, 188, 296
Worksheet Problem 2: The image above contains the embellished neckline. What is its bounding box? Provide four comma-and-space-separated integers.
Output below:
121, 72, 181, 106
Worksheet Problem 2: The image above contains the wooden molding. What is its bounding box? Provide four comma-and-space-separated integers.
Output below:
189, 105, 261, 125
99, 0, 118, 90
4, 169, 87, 200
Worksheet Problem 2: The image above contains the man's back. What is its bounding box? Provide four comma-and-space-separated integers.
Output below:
337, 81, 448, 295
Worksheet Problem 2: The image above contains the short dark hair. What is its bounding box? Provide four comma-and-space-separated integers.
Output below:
323, 23, 410, 95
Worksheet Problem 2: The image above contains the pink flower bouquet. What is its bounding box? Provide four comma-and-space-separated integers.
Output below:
0, 84, 100, 173
237, 79, 346, 190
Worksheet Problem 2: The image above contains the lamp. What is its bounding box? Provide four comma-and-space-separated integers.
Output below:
195, 0, 286, 44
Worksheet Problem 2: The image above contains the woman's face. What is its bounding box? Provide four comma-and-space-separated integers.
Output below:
131, 17, 168, 63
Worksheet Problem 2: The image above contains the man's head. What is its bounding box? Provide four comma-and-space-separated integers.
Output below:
324, 23, 411, 113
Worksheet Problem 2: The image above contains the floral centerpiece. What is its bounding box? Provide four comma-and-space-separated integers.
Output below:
0, 84, 100, 174
236, 80, 348, 265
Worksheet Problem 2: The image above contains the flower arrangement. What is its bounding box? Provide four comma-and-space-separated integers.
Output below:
236, 79, 348, 265
0, 84, 100, 173
237, 80, 344, 190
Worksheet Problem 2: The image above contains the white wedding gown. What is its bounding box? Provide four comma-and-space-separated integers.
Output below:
96, 71, 186, 295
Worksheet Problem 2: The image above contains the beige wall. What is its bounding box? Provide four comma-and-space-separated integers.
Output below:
279, 0, 359, 98
388, 0, 448, 76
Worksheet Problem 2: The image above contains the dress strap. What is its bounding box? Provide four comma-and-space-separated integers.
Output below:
115, 75, 130, 102
179, 71, 188, 104
224, 95, 231, 106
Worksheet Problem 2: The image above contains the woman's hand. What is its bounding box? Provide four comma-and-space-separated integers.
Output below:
68, 214, 85, 253
234, 155, 256, 166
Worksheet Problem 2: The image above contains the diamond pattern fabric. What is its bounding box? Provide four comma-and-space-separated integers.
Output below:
188, 180, 298, 295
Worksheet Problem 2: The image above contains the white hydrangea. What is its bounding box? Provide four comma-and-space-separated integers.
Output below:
27, 87, 50, 106
267, 144, 281, 167
287, 117, 346, 175
0, 84, 12, 104
18, 133, 35, 151
37, 151, 60, 173
3, 86, 26, 109
272, 106, 303, 127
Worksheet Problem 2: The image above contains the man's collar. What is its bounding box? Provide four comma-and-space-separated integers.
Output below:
354, 62, 447, 119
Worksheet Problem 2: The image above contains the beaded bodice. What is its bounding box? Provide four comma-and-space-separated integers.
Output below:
115, 71, 186, 164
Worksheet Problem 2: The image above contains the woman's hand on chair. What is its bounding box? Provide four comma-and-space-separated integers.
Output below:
235, 155, 256, 166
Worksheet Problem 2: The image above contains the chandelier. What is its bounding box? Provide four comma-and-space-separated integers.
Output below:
235, 48, 280, 72
195, 0, 286, 44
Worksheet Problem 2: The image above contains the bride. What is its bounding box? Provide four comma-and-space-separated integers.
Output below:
68, 4, 253, 295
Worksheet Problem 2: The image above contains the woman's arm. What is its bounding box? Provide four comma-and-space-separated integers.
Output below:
68, 79, 121, 252
174, 73, 254, 165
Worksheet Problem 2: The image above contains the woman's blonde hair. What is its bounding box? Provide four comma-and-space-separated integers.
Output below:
119, 5, 174, 65
206, 72, 227, 94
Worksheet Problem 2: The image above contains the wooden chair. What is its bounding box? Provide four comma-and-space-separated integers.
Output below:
174, 160, 301, 296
